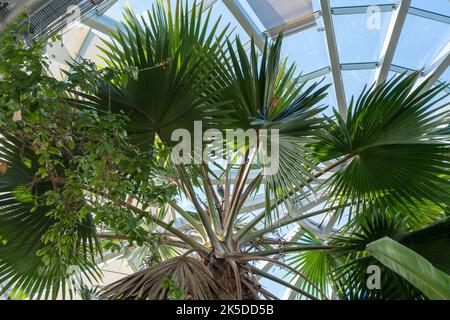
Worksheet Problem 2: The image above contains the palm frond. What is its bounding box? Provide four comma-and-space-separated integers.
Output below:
72, 0, 232, 151
101, 255, 234, 300
331, 209, 450, 299
0, 136, 100, 299
220, 35, 330, 221
286, 232, 331, 299
314, 73, 450, 210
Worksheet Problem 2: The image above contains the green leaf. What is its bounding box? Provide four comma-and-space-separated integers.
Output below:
70, 0, 232, 151
367, 237, 450, 300
315, 72, 450, 210
0, 135, 100, 299
221, 34, 329, 219
330, 209, 449, 300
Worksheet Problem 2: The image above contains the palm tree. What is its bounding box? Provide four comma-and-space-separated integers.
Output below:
1, 0, 449, 300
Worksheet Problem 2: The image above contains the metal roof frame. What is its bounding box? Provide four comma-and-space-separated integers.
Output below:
374, 0, 411, 86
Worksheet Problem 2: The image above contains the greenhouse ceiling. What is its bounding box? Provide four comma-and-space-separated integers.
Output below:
3, 1, 447, 114
73, 0, 450, 114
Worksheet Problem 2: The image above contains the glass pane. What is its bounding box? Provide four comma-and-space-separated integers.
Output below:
282, 18, 328, 75
104, 1, 201, 21
334, 11, 392, 63
207, 0, 251, 43
331, 0, 396, 7
440, 67, 450, 83
393, 14, 450, 70
310, 0, 322, 12
240, 0, 266, 33
104, 0, 157, 20
342, 69, 375, 105
318, 73, 337, 117
411, 0, 450, 16
247, 0, 315, 36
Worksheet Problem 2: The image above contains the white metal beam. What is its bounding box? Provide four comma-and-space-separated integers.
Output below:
320, 208, 343, 239
81, 11, 123, 35
284, 2, 450, 41
331, 5, 449, 24
299, 66, 331, 82
320, 0, 347, 117
413, 41, 450, 92
298, 62, 380, 83
332, 4, 395, 15
409, 7, 450, 24
374, 0, 411, 86
222, 0, 266, 52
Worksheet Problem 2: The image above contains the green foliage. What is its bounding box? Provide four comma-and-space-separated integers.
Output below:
219, 34, 330, 219
315, 73, 450, 210
367, 237, 450, 300
77, 283, 101, 300
222, 35, 329, 132
333, 211, 450, 299
0, 16, 174, 299
287, 232, 332, 299
0, 136, 101, 299
162, 276, 188, 300
72, 0, 232, 150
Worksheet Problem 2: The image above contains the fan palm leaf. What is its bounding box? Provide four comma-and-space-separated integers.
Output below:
72, 0, 232, 151
0, 135, 100, 299
286, 232, 332, 299
314, 73, 450, 210
218, 35, 330, 220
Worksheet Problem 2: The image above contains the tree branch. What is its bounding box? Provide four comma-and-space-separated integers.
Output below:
240, 204, 348, 244
168, 199, 208, 240
235, 156, 353, 243
224, 148, 258, 244
249, 245, 335, 256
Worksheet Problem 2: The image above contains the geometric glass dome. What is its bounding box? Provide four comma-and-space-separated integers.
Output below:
86, 0, 450, 117
35, 0, 447, 130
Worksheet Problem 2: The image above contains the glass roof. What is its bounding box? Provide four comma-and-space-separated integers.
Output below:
342, 69, 376, 105
411, 0, 450, 15
393, 14, 450, 70
91, 0, 450, 100
330, 0, 395, 6
280, 17, 328, 75
333, 11, 392, 64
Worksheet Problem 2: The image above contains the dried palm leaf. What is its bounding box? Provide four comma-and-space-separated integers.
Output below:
101, 255, 235, 300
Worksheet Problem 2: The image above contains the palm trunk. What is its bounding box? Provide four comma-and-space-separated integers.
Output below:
207, 254, 258, 300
